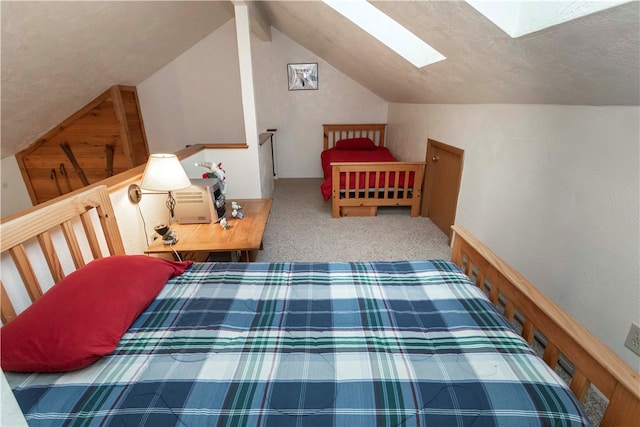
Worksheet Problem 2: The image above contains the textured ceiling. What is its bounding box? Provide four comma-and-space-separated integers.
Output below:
1, 1, 234, 158
2, 1, 638, 159
263, 0, 639, 104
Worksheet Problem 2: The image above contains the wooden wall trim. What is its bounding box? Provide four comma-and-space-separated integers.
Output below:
196, 144, 249, 149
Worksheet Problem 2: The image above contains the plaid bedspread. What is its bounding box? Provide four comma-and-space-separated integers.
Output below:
8, 261, 591, 426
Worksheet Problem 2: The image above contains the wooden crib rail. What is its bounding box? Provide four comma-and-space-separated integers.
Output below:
1, 185, 125, 324
450, 225, 640, 426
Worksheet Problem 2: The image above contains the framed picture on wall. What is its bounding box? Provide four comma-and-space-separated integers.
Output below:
287, 63, 318, 90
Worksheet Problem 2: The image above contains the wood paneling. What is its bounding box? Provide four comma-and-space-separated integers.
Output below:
16, 85, 149, 205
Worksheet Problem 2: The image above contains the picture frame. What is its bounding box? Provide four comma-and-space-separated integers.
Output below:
287, 63, 318, 90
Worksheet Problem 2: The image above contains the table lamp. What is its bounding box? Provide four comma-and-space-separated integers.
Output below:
128, 153, 191, 219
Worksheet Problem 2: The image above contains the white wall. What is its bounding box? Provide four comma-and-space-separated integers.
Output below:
137, 19, 246, 152
251, 28, 388, 178
387, 103, 640, 368
137, 19, 389, 187
137, 16, 263, 199
1, 157, 33, 217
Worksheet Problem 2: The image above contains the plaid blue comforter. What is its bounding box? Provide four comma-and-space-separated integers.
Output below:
8, 261, 590, 426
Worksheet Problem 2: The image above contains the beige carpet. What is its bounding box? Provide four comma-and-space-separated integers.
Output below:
255, 178, 451, 263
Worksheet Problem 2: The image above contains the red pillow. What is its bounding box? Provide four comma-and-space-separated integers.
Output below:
335, 137, 376, 150
0, 255, 192, 372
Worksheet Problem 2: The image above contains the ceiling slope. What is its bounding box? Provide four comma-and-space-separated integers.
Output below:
1, 1, 234, 159
2, 1, 638, 160
262, 0, 639, 105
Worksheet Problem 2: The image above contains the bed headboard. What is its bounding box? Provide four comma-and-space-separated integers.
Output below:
323, 123, 386, 151
1, 185, 125, 324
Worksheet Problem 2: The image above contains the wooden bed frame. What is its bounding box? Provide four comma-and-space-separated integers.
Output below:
0, 185, 125, 324
323, 124, 425, 218
1, 185, 639, 425
450, 225, 640, 426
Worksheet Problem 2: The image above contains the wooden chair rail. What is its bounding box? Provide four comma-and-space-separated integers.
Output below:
450, 225, 640, 426
0, 185, 125, 324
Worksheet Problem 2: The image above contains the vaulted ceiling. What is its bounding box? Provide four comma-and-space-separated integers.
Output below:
2, 1, 638, 159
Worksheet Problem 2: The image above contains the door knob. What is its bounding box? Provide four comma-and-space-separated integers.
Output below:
432, 156, 440, 162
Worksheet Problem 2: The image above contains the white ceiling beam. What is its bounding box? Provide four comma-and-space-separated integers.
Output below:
233, 0, 272, 42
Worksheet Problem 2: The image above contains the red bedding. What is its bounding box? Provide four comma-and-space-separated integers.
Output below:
320, 146, 414, 201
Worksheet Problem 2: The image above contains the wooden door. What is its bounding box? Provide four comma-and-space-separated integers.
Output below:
421, 139, 464, 241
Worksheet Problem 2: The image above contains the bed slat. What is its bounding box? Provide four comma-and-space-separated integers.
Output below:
503, 300, 515, 321
9, 245, 43, 302
373, 171, 380, 195
1, 280, 17, 324
476, 271, 486, 290
488, 278, 500, 304
37, 231, 65, 283
384, 170, 391, 199
80, 211, 104, 259
522, 318, 535, 344
95, 186, 125, 256
570, 370, 591, 402
543, 342, 560, 369
61, 220, 86, 269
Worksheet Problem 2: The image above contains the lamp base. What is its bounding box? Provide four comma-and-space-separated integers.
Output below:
154, 224, 178, 245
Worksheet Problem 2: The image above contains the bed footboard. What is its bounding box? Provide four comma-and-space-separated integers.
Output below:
330, 162, 425, 218
450, 225, 640, 426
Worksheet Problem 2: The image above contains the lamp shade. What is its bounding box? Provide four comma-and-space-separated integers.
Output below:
140, 154, 191, 191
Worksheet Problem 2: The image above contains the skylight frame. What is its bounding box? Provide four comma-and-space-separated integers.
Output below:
322, 0, 446, 68
466, 0, 634, 38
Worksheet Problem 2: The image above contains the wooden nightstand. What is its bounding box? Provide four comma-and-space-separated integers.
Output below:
144, 198, 272, 262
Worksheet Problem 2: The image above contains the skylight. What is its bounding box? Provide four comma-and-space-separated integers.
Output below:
466, 0, 633, 38
322, 0, 446, 68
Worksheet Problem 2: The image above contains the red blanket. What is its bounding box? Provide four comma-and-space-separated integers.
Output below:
320, 147, 414, 201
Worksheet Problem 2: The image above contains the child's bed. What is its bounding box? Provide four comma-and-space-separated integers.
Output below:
1, 185, 639, 426
322, 124, 425, 218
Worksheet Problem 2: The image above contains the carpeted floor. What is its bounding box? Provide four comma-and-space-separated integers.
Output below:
255, 178, 606, 425
256, 178, 451, 263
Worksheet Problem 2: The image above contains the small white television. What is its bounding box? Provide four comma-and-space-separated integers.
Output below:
174, 178, 224, 224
